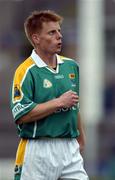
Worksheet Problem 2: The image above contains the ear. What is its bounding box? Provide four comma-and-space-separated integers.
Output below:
32, 34, 40, 44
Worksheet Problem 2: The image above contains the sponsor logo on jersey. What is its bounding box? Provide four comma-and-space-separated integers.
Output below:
55, 106, 77, 113
12, 102, 33, 118
14, 84, 22, 101
43, 79, 52, 88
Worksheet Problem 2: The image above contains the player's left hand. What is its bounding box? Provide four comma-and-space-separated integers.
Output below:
77, 135, 86, 154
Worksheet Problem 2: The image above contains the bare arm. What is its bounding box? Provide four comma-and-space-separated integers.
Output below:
77, 112, 86, 153
17, 90, 79, 124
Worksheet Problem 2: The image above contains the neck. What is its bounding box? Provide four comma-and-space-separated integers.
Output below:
35, 49, 57, 68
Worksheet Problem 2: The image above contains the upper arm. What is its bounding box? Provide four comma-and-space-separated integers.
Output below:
10, 66, 37, 123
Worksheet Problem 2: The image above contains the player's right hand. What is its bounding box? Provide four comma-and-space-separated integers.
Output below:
57, 90, 79, 108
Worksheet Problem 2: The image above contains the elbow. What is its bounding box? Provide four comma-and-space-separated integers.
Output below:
16, 112, 35, 124
16, 118, 23, 125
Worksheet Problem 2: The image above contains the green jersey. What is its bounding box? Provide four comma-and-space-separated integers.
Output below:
10, 50, 80, 138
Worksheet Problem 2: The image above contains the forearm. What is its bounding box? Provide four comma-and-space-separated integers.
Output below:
17, 90, 79, 124
17, 98, 62, 124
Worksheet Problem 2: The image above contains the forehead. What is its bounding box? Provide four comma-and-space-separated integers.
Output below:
41, 21, 61, 31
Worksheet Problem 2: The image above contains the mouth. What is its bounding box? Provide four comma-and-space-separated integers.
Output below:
57, 42, 62, 47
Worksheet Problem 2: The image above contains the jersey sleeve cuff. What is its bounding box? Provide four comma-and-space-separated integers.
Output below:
14, 102, 37, 122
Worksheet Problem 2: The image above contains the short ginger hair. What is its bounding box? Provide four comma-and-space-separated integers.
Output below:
24, 10, 63, 46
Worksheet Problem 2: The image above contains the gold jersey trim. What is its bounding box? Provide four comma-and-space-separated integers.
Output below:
15, 139, 28, 166
12, 57, 35, 103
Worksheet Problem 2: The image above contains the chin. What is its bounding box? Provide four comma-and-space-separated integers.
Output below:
56, 48, 62, 54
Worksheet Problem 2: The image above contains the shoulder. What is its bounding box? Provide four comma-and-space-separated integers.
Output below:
14, 57, 35, 77
59, 55, 79, 68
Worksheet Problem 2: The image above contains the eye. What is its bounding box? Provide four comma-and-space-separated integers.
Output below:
48, 30, 55, 35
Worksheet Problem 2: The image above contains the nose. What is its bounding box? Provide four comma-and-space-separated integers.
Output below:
57, 31, 62, 39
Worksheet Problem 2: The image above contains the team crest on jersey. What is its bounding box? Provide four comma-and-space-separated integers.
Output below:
14, 84, 22, 101
69, 73, 76, 87
43, 79, 52, 88
69, 73, 75, 79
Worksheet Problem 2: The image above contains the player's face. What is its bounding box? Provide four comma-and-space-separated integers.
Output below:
33, 21, 62, 55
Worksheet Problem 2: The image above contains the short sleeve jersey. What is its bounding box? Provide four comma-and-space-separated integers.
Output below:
10, 50, 80, 138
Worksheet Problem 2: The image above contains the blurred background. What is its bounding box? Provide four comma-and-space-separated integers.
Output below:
0, 0, 115, 179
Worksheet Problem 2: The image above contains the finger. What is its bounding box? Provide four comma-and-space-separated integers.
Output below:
72, 91, 77, 94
